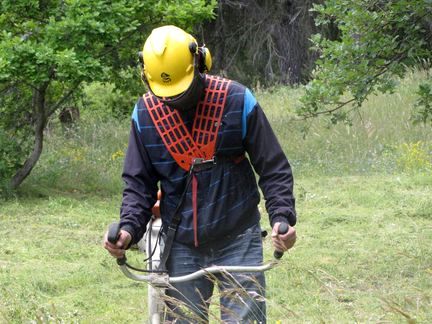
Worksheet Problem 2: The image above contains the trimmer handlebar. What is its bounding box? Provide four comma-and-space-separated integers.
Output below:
107, 221, 289, 284
108, 221, 289, 260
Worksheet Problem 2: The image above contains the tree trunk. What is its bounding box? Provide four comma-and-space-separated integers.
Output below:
201, 0, 322, 86
10, 87, 47, 189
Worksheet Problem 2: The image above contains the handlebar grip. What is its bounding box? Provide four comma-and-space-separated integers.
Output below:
107, 222, 127, 265
274, 223, 289, 260
107, 222, 121, 244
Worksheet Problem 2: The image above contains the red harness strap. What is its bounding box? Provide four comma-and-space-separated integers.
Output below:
144, 75, 231, 172
145, 75, 231, 246
192, 174, 199, 246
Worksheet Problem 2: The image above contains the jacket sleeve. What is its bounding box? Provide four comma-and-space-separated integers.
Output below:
119, 116, 159, 245
243, 89, 296, 227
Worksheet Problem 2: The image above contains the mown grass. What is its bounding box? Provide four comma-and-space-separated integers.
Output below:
1, 71, 431, 323
268, 173, 432, 323
1, 175, 431, 323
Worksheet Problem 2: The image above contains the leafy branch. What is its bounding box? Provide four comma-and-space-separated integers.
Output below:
297, 0, 432, 124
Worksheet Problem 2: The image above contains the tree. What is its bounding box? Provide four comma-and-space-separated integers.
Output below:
0, 0, 216, 190
202, 0, 323, 87
297, 0, 432, 124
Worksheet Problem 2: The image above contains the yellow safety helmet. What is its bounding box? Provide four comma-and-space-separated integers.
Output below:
142, 25, 212, 98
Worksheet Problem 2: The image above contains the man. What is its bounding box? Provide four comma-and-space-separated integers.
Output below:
104, 25, 297, 323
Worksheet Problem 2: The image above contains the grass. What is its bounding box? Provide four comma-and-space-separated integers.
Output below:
1, 71, 431, 323
0, 195, 146, 322
271, 174, 432, 323
1, 175, 431, 323
258, 69, 432, 176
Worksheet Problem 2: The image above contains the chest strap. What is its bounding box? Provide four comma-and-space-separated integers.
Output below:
144, 75, 231, 172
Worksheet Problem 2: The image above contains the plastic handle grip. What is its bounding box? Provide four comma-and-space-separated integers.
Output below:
107, 222, 121, 244
273, 223, 289, 259
107, 222, 127, 265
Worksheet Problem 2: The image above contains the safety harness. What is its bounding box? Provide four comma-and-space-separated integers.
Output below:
145, 75, 230, 172
144, 76, 232, 270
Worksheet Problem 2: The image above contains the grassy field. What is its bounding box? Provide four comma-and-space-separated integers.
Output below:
1, 71, 431, 323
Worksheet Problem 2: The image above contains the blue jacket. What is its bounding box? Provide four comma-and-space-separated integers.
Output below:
120, 75, 296, 246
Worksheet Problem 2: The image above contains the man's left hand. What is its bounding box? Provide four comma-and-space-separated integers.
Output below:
271, 222, 296, 252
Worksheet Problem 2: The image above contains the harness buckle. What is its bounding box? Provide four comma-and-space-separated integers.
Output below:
191, 157, 216, 172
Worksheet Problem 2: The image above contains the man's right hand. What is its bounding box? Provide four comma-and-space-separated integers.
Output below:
271, 222, 296, 253
103, 229, 132, 259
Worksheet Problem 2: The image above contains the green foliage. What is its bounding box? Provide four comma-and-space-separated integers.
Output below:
81, 80, 140, 120
413, 79, 432, 124
298, 0, 432, 123
0, 85, 33, 187
0, 0, 216, 189
27, 116, 129, 196
15, 70, 430, 196
396, 141, 432, 172
257, 70, 431, 176
156, 0, 217, 30
0, 129, 25, 191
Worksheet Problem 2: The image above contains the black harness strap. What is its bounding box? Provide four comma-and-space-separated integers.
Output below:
157, 169, 194, 271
